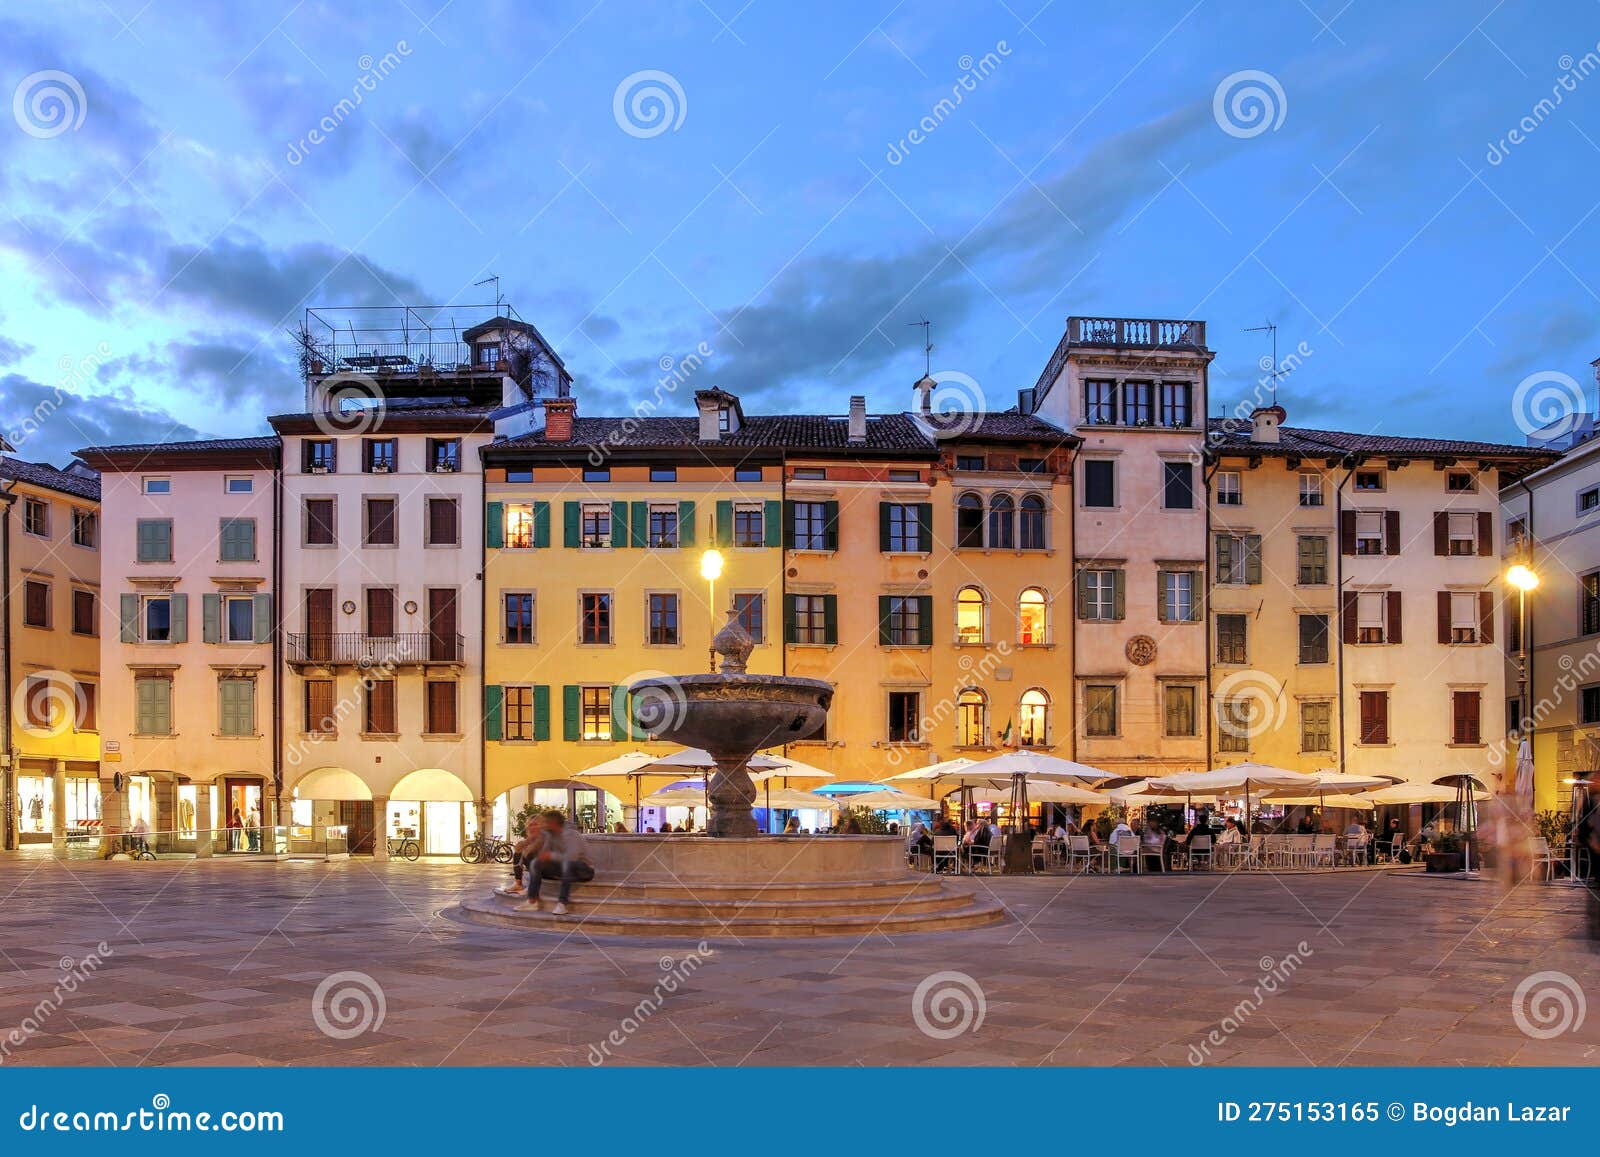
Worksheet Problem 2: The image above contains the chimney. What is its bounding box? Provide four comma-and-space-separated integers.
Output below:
848, 396, 867, 443
544, 396, 576, 442
914, 374, 935, 416
1250, 403, 1285, 444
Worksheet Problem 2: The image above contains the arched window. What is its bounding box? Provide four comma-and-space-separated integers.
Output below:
1019, 587, 1048, 645
956, 586, 987, 644
1018, 688, 1050, 747
988, 494, 1015, 549
957, 688, 988, 747
956, 493, 984, 548
1019, 494, 1047, 550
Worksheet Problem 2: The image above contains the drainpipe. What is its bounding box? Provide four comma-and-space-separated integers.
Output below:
477, 443, 488, 836
272, 449, 284, 829
1333, 457, 1358, 776
1, 485, 14, 851
1201, 450, 1218, 773
1064, 443, 1077, 762
1515, 474, 1535, 777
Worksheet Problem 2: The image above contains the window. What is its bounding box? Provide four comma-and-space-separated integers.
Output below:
1357, 592, 1388, 644
1298, 472, 1324, 507
1297, 535, 1328, 585
733, 504, 765, 548
1084, 685, 1118, 737
304, 499, 335, 547
142, 477, 171, 495
364, 679, 396, 735
427, 438, 461, 473
1447, 591, 1482, 643
582, 467, 610, 483
719, 410, 733, 434
1355, 512, 1384, 556
1446, 512, 1477, 556
76, 682, 96, 731
1584, 573, 1600, 635
1452, 690, 1481, 745
987, 495, 1014, 548
135, 676, 173, 735
503, 686, 534, 741
790, 594, 831, 644
1159, 380, 1192, 427
734, 466, 761, 482
1506, 517, 1529, 555
365, 588, 396, 637
71, 509, 97, 548
23, 580, 49, 628
1447, 471, 1475, 493
1083, 460, 1115, 508
734, 592, 765, 643
650, 466, 677, 483
1299, 614, 1329, 664
1581, 487, 1600, 514
885, 503, 926, 552
792, 502, 828, 551
956, 493, 984, 547
1019, 457, 1046, 475
882, 596, 923, 646
1217, 698, 1252, 753
648, 506, 679, 548
143, 595, 173, 643
889, 469, 921, 482
956, 587, 986, 643
1354, 471, 1384, 492
1215, 533, 1260, 584
1162, 461, 1193, 509
793, 467, 826, 480
426, 681, 458, 734
1160, 570, 1197, 622
580, 593, 612, 645
581, 504, 611, 548
23, 679, 60, 735
363, 439, 397, 473
1216, 613, 1248, 664
305, 679, 336, 735
581, 686, 612, 741
1019, 588, 1048, 644
648, 592, 680, 645
1084, 380, 1117, 424
225, 475, 254, 494
1019, 494, 1046, 549
1164, 685, 1196, 737
72, 589, 96, 636
219, 677, 256, 737
1301, 702, 1332, 752
503, 592, 534, 644
506, 504, 535, 549
364, 498, 396, 547
956, 455, 986, 472
1583, 685, 1600, 725
427, 497, 460, 546
505, 469, 533, 483
887, 691, 921, 743
1079, 569, 1120, 621
1018, 689, 1050, 746
303, 440, 336, 473
956, 689, 987, 746
475, 341, 501, 366
1122, 380, 1153, 425
224, 596, 255, 643
136, 518, 173, 562
219, 517, 256, 561
1215, 472, 1242, 506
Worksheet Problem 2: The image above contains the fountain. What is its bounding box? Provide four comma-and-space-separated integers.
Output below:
454, 612, 1005, 937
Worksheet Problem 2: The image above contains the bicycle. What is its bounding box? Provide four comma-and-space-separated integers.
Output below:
460, 835, 514, 864
387, 836, 420, 861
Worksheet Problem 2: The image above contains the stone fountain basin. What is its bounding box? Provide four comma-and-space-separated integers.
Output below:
630, 674, 832, 751
584, 833, 905, 883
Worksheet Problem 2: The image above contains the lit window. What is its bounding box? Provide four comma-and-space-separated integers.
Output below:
1018, 689, 1049, 746
956, 689, 987, 746
956, 587, 986, 644
1019, 588, 1047, 644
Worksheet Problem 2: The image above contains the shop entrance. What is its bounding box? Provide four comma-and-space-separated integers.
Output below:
339, 800, 375, 855
224, 778, 263, 851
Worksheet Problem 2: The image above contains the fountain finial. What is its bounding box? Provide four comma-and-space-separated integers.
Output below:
711, 610, 755, 674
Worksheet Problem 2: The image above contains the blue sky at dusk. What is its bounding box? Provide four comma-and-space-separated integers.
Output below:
0, 0, 1596, 463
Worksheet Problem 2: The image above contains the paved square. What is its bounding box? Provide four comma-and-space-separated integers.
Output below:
0, 857, 1594, 1066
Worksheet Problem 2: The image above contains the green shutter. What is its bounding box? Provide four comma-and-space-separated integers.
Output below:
783, 594, 798, 643
137, 519, 171, 563
823, 594, 838, 645
823, 500, 840, 551
484, 685, 503, 742
917, 595, 934, 645
1244, 535, 1263, 584
631, 501, 648, 547
169, 593, 188, 643
563, 502, 580, 547
532, 684, 551, 741
532, 501, 550, 548
1111, 571, 1125, 621
1215, 534, 1233, 580
120, 594, 139, 643
763, 500, 781, 547
612, 684, 632, 740
1076, 574, 1090, 620
137, 678, 172, 735
562, 684, 581, 741
220, 679, 254, 736
253, 593, 273, 643
486, 501, 504, 548
678, 501, 696, 547
611, 502, 629, 547
879, 503, 892, 552
917, 503, 933, 552
783, 500, 796, 548
878, 595, 893, 646
716, 500, 734, 547
202, 593, 221, 643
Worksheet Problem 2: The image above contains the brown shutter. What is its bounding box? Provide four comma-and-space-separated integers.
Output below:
1437, 591, 1451, 644
429, 497, 458, 546
1340, 510, 1357, 555
1479, 590, 1494, 643
367, 588, 395, 637
1477, 511, 1493, 556
427, 681, 457, 734
1433, 512, 1447, 556
1342, 589, 1359, 645
306, 498, 334, 545
367, 680, 395, 734
1385, 590, 1402, 643
1384, 510, 1401, 556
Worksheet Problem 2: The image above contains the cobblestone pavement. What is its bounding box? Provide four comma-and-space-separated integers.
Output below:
0, 856, 1594, 1067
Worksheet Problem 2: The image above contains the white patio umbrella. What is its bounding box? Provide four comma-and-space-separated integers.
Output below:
839, 789, 942, 810
759, 787, 838, 811
1264, 793, 1377, 810
641, 785, 708, 806
1110, 781, 1220, 807
885, 756, 978, 782
1150, 763, 1320, 832
1362, 782, 1491, 805
958, 751, 1120, 783
569, 751, 667, 831
1306, 769, 1396, 791
752, 754, 835, 781
645, 748, 786, 772
1514, 738, 1535, 810
967, 780, 1104, 806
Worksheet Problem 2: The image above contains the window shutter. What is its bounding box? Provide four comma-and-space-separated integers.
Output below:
763, 500, 782, 547
917, 595, 934, 645
562, 684, 581, 741
823, 594, 838, 645
563, 502, 580, 547
916, 503, 933, 551
878, 596, 893, 646
782, 594, 797, 644
611, 502, 630, 547
1112, 570, 1126, 621
1156, 571, 1169, 623
485, 501, 504, 549
532, 685, 550, 741
1384, 510, 1400, 556
823, 500, 840, 550
1342, 589, 1358, 645
1076, 573, 1091, 620
120, 594, 139, 643
1244, 536, 1262, 584
660, 498, 688, 548
715, 500, 733, 547
1340, 510, 1357, 555
627, 501, 646, 548
613, 684, 633, 740
878, 503, 891, 552
783, 500, 796, 548
1433, 512, 1447, 556
1477, 511, 1493, 556
1215, 534, 1233, 579
202, 593, 220, 644
533, 501, 550, 548
1437, 591, 1451, 644
1479, 591, 1494, 643
253, 594, 273, 644
1385, 590, 1402, 643
169, 593, 188, 643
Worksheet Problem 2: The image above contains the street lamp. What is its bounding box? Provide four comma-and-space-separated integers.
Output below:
1507, 563, 1539, 744
700, 549, 724, 672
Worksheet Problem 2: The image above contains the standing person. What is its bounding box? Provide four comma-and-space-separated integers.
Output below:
245, 805, 261, 852
524, 810, 594, 916
228, 806, 243, 852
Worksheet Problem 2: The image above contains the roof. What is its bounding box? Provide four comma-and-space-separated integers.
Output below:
459, 315, 571, 378
0, 457, 100, 501
268, 402, 497, 433
77, 436, 279, 456
1205, 419, 1555, 464
919, 409, 1079, 445
490, 412, 941, 457
75, 436, 281, 473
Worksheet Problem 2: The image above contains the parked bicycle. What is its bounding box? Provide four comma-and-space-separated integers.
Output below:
387, 836, 420, 861
459, 835, 514, 864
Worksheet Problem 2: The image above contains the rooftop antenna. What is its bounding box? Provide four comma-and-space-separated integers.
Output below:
474, 274, 503, 312
1245, 320, 1285, 405
907, 318, 932, 376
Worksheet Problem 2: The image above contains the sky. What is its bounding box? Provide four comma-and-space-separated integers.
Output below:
0, 0, 1597, 464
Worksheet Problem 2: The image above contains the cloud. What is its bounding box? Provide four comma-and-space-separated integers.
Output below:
0, 335, 35, 367
0, 374, 202, 462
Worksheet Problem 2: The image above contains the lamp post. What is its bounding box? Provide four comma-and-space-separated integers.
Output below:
1507, 563, 1539, 733
700, 549, 724, 673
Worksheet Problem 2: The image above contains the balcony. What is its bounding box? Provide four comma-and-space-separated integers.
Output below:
1067, 317, 1206, 350
286, 632, 464, 669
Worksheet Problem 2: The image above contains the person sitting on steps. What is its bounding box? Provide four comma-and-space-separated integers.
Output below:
523, 810, 595, 916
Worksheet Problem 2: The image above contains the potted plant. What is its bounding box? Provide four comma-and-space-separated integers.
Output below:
1425, 831, 1464, 873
